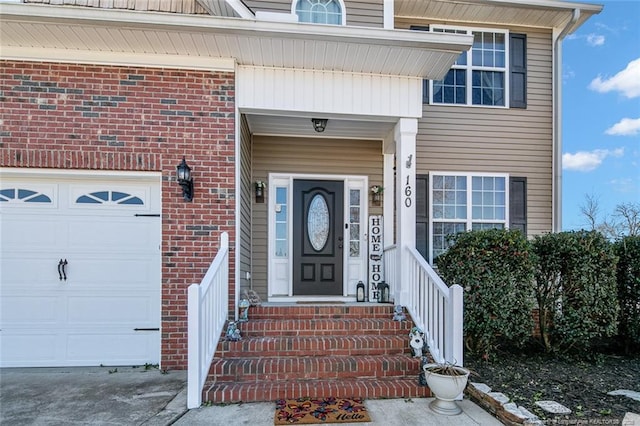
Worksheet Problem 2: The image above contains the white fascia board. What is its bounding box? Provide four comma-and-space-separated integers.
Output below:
0, 46, 236, 72
0, 3, 472, 52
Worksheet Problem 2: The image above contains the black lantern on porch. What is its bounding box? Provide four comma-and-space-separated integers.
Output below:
378, 281, 389, 303
356, 281, 365, 302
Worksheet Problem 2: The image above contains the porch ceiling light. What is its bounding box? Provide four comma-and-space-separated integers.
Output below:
176, 157, 194, 202
311, 118, 328, 133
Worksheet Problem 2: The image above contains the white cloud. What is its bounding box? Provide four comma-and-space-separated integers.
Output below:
589, 57, 640, 98
566, 32, 606, 46
605, 117, 640, 136
563, 148, 624, 172
586, 33, 605, 46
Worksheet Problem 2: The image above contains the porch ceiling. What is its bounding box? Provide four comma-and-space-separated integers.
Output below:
245, 114, 396, 140
0, 3, 472, 79
395, 0, 602, 32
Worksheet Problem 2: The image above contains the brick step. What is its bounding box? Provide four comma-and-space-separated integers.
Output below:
215, 335, 411, 358
236, 318, 413, 337
208, 354, 421, 383
247, 304, 397, 320
203, 377, 432, 404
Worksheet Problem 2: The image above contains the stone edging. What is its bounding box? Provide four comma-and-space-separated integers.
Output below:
465, 382, 543, 426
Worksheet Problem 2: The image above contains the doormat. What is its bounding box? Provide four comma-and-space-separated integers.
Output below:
274, 397, 371, 424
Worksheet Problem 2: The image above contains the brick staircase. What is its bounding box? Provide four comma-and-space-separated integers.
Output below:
202, 304, 431, 403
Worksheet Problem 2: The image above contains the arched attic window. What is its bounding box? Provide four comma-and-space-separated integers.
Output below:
294, 0, 345, 25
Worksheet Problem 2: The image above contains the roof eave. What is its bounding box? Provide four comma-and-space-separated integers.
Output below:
0, 3, 473, 78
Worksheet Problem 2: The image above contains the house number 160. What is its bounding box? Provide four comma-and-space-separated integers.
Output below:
404, 175, 412, 207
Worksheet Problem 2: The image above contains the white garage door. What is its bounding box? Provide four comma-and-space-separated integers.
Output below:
0, 169, 161, 367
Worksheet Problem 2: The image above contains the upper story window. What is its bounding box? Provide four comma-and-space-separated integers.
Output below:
429, 26, 509, 108
295, 0, 344, 25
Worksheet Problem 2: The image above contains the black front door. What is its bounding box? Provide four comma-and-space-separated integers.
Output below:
292, 180, 344, 296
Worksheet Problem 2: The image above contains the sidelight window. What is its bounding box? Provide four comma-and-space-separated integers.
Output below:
275, 186, 289, 257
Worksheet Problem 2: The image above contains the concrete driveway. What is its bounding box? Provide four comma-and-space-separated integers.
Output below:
0, 366, 187, 426
1, 367, 506, 426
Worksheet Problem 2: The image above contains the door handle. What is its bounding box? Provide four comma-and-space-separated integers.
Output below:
58, 259, 68, 280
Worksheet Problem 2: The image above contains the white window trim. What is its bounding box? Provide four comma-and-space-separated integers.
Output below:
291, 0, 347, 26
429, 25, 510, 109
428, 171, 510, 264
267, 173, 368, 302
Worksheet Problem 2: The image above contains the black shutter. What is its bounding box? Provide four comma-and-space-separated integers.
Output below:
510, 33, 527, 109
509, 176, 527, 235
422, 79, 429, 104
410, 26, 430, 104
416, 174, 429, 260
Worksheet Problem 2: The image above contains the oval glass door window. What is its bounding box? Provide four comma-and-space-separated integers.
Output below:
307, 194, 330, 251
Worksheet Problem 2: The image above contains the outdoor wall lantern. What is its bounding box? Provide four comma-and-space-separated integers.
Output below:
311, 118, 328, 133
356, 281, 366, 302
176, 157, 193, 202
378, 281, 390, 303
255, 180, 266, 203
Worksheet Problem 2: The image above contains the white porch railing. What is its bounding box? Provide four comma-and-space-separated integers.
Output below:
384, 244, 464, 366
187, 232, 229, 409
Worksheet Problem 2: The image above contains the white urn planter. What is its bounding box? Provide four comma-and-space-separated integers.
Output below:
423, 363, 470, 416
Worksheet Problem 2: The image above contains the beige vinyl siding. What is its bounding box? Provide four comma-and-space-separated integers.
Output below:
239, 114, 252, 297
252, 136, 383, 299
245, 0, 383, 28
244, 0, 290, 13
24, 0, 208, 13
396, 20, 553, 237
346, 0, 383, 28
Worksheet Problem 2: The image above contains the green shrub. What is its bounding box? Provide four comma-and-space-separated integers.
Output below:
614, 236, 640, 351
532, 231, 618, 353
436, 229, 535, 357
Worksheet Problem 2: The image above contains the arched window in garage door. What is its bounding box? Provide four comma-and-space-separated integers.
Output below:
76, 191, 143, 205
0, 188, 52, 203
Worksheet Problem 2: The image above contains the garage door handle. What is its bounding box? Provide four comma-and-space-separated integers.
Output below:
58, 259, 67, 281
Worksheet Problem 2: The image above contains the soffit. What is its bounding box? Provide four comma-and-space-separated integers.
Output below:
0, 3, 472, 79
395, 0, 602, 32
245, 114, 396, 140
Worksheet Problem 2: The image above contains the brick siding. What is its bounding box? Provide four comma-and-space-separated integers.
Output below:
0, 60, 236, 369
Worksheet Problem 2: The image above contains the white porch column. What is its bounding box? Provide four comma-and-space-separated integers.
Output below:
394, 118, 417, 305
382, 153, 395, 248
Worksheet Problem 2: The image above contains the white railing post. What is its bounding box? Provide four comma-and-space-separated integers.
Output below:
187, 283, 201, 409
448, 284, 464, 366
399, 247, 464, 367
187, 232, 229, 410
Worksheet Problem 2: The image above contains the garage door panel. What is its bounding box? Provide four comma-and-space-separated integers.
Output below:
68, 218, 160, 252
64, 257, 159, 289
1, 254, 70, 288
67, 295, 157, 325
0, 332, 60, 367
1, 295, 62, 324
1, 217, 66, 251
67, 331, 159, 366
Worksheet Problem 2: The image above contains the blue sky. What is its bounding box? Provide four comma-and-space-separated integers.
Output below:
561, 0, 640, 230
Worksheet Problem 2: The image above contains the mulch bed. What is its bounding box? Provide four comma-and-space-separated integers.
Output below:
465, 351, 640, 423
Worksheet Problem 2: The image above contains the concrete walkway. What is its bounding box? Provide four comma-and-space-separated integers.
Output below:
177, 398, 502, 425
0, 367, 501, 425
